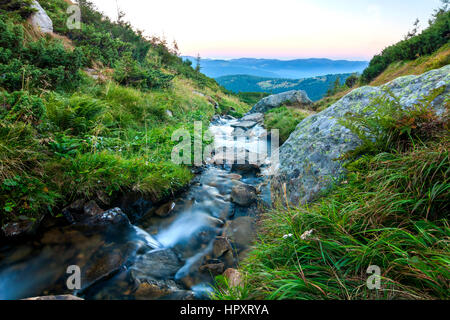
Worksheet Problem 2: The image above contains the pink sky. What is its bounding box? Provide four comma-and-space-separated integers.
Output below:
88, 0, 442, 61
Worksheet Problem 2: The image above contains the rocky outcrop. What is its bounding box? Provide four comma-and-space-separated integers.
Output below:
30, 1, 53, 34
273, 65, 450, 205
248, 90, 312, 114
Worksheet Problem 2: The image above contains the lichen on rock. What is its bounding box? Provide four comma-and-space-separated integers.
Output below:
272, 65, 450, 205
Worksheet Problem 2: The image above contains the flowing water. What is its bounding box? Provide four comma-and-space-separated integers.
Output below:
0, 116, 272, 300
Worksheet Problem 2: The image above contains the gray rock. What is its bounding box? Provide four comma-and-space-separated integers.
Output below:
133, 279, 192, 300
30, 1, 53, 34
241, 113, 264, 124
213, 236, 232, 258
231, 121, 258, 129
83, 200, 104, 217
223, 217, 256, 250
81, 207, 131, 228
131, 248, 184, 281
1, 221, 37, 238
199, 261, 225, 275
155, 201, 176, 217
273, 65, 450, 205
231, 183, 257, 207
248, 90, 312, 114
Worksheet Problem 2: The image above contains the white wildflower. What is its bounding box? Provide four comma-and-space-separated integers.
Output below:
300, 229, 315, 240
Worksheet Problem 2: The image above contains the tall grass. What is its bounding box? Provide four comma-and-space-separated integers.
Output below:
231, 92, 449, 300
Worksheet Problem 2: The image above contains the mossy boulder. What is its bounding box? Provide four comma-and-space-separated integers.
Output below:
273, 65, 450, 205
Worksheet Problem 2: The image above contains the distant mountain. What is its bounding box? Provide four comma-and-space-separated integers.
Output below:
216, 74, 353, 101
183, 56, 368, 79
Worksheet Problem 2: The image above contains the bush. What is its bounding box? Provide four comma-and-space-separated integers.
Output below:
0, 0, 35, 19
113, 53, 174, 90
345, 74, 359, 88
0, 16, 84, 92
0, 91, 45, 124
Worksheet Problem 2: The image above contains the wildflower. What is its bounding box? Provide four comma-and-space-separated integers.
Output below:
300, 229, 315, 240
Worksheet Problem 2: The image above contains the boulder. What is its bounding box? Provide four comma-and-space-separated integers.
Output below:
240, 113, 264, 124
199, 261, 225, 276
223, 216, 256, 250
155, 201, 176, 217
231, 121, 258, 130
248, 90, 312, 114
83, 200, 104, 217
130, 248, 184, 281
212, 236, 232, 258
273, 65, 450, 205
30, 1, 53, 34
1, 220, 38, 238
230, 183, 257, 207
134, 279, 193, 300
231, 163, 260, 174
80, 207, 131, 229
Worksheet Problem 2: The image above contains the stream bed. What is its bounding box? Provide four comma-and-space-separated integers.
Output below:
0, 114, 273, 300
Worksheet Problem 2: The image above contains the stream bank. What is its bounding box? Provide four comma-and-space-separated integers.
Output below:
0, 114, 273, 300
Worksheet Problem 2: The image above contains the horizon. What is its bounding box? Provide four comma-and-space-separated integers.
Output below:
182, 55, 370, 62
87, 0, 442, 61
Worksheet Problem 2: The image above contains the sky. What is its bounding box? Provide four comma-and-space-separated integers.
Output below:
87, 0, 442, 61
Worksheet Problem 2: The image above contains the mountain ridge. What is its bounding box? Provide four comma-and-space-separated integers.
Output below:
183, 56, 369, 79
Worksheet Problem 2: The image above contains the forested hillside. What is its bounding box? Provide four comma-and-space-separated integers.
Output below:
0, 0, 247, 232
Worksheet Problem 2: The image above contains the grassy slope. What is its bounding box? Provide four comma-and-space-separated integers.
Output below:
216, 90, 449, 300
0, 1, 248, 228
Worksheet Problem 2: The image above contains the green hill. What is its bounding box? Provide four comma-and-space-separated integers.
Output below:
0, 0, 248, 231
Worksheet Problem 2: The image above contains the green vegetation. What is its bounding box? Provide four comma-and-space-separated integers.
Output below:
0, 0, 35, 19
0, 1, 248, 228
264, 106, 311, 144
362, 2, 449, 83
236, 92, 270, 106
221, 92, 449, 300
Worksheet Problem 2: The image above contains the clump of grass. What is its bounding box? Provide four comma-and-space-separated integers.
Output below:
237, 92, 450, 300
264, 106, 312, 143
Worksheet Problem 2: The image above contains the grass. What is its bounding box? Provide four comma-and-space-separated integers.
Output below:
0, 76, 248, 227
221, 93, 450, 300
264, 106, 313, 143
370, 43, 450, 86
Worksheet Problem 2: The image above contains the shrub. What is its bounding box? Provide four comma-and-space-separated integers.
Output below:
0, 16, 84, 92
0, 0, 35, 19
0, 91, 45, 124
113, 53, 174, 90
